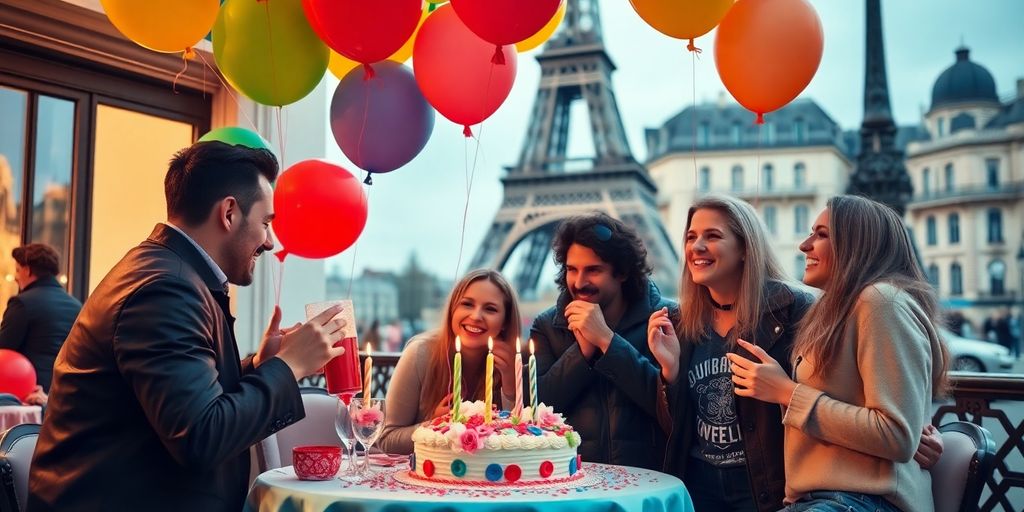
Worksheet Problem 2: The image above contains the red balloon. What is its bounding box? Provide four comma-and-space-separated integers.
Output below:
0, 349, 36, 402
714, 0, 823, 123
450, 0, 561, 48
413, 5, 517, 135
302, 0, 422, 65
273, 160, 368, 259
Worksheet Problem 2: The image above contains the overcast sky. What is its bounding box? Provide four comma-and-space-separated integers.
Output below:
322, 0, 1024, 280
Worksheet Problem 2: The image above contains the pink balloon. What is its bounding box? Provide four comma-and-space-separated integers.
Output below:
0, 349, 36, 402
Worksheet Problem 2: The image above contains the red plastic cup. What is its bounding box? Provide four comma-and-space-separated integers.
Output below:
306, 300, 361, 402
293, 445, 341, 480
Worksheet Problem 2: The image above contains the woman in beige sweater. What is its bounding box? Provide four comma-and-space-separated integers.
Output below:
378, 269, 521, 454
726, 195, 948, 512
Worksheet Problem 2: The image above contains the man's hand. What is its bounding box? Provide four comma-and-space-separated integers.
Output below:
565, 300, 614, 354
727, 339, 797, 405
276, 304, 347, 380
915, 424, 944, 469
647, 307, 681, 383
23, 385, 47, 407
254, 306, 300, 367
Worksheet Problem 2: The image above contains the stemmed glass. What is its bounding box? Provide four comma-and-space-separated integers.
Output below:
348, 398, 386, 479
335, 396, 357, 480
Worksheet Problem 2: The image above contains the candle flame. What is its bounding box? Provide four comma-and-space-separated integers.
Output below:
529, 338, 535, 354
515, 337, 521, 354
487, 336, 493, 351
455, 336, 461, 352
365, 342, 372, 355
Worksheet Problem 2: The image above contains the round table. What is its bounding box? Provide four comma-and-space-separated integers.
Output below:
245, 463, 692, 512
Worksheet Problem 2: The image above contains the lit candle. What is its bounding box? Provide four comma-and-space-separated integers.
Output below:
452, 337, 462, 421
529, 339, 538, 420
484, 337, 494, 423
363, 342, 373, 404
512, 338, 523, 418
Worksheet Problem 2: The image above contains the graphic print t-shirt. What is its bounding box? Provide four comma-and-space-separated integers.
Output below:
687, 330, 746, 467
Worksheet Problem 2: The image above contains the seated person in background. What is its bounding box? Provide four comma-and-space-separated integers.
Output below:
0, 243, 82, 401
379, 269, 521, 454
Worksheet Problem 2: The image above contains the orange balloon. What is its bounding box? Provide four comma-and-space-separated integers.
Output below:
714, 0, 823, 122
629, 0, 733, 42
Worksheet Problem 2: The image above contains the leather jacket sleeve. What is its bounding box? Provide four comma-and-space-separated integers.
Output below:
532, 318, 597, 411
593, 333, 663, 417
112, 277, 302, 468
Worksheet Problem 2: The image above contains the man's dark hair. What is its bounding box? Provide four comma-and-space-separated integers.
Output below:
552, 212, 652, 302
165, 141, 279, 226
12, 243, 60, 278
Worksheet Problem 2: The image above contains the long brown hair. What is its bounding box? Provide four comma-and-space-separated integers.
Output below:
420, 269, 522, 420
793, 195, 949, 395
677, 194, 788, 344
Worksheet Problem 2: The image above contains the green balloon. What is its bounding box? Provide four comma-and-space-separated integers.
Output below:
198, 127, 271, 150
213, 0, 328, 106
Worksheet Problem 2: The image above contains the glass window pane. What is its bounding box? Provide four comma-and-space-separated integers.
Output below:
31, 95, 75, 284
0, 86, 28, 313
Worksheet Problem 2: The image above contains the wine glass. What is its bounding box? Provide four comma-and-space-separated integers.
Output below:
335, 396, 356, 479
348, 398, 386, 479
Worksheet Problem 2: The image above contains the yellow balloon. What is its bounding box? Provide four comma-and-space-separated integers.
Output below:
629, 0, 734, 41
327, 9, 429, 80
101, 0, 220, 53
516, 0, 566, 53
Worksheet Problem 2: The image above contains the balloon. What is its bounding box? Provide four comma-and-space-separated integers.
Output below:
213, 0, 328, 106
0, 349, 36, 402
101, 0, 220, 53
330, 62, 434, 177
450, 0, 560, 62
516, 1, 566, 53
326, 9, 429, 80
198, 127, 271, 150
273, 160, 368, 259
628, 0, 733, 47
413, 5, 517, 135
302, 0, 422, 66
714, 0, 823, 123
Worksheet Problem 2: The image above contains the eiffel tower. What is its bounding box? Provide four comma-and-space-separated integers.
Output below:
469, 0, 678, 300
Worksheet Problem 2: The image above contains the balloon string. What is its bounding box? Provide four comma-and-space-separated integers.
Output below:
346, 172, 373, 299
194, 51, 261, 136
172, 48, 195, 95
755, 122, 763, 211
272, 253, 285, 308
355, 68, 373, 176
276, 106, 287, 169
454, 60, 497, 278
691, 48, 697, 194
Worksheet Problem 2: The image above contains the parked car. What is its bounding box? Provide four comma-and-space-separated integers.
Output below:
941, 329, 1015, 373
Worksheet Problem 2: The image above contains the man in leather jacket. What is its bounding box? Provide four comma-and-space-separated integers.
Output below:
530, 213, 675, 469
28, 142, 347, 511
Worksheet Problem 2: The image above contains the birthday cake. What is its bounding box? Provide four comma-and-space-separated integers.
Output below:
409, 400, 583, 485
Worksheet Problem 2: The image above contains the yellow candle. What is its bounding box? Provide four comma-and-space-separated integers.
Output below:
363, 342, 373, 403
512, 338, 523, 417
452, 337, 462, 421
484, 336, 494, 423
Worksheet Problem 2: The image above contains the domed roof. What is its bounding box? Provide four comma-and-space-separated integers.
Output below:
930, 47, 999, 110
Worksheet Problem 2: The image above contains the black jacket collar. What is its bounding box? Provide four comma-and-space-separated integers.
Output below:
146, 223, 227, 293
21, 274, 62, 293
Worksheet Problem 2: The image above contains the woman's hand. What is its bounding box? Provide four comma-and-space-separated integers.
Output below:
492, 337, 518, 398
914, 424, 944, 469
647, 307, 681, 384
728, 339, 797, 405
431, 392, 453, 420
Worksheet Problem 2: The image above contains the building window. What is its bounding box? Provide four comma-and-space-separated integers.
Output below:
937, 117, 945, 137
922, 167, 931, 196
731, 122, 741, 145
987, 208, 1003, 243
698, 166, 711, 192
764, 122, 775, 145
731, 165, 743, 191
985, 158, 1000, 189
698, 121, 710, 147
988, 259, 1006, 295
926, 264, 939, 290
944, 163, 954, 193
794, 118, 806, 144
794, 205, 809, 234
795, 254, 805, 280
762, 164, 774, 190
948, 213, 960, 244
764, 206, 777, 235
794, 162, 806, 189
950, 262, 963, 296
926, 216, 937, 246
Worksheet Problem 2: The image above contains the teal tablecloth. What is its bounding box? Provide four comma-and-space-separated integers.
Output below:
245, 463, 692, 512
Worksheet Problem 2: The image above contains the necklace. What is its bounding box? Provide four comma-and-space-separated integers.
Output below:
709, 297, 733, 311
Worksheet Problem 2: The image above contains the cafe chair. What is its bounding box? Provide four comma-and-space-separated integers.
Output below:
254, 387, 342, 473
931, 421, 996, 512
0, 423, 41, 512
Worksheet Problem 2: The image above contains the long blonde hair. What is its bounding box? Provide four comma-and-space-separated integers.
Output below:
794, 195, 949, 395
420, 269, 522, 419
677, 194, 787, 344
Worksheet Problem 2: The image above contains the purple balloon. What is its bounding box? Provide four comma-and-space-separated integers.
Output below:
330, 61, 435, 177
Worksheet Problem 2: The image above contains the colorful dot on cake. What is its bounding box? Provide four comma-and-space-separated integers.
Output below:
568, 456, 577, 476
527, 425, 543, 436
504, 464, 522, 483
423, 459, 435, 477
539, 460, 554, 478
485, 463, 503, 482
451, 459, 467, 478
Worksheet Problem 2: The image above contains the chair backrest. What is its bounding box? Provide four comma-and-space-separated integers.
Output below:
258, 387, 342, 471
932, 421, 996, 512
0, 423, 40, 512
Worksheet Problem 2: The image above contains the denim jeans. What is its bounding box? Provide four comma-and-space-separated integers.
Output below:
685, 457, 758, 512
782, 491, 901, 512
